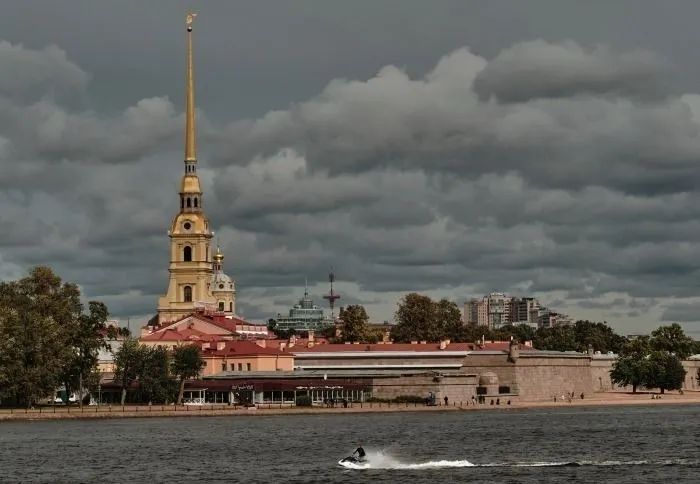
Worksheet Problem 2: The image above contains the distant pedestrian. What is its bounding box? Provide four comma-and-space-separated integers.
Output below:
444, 396, 449, 406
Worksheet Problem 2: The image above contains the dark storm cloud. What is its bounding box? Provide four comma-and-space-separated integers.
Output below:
5, 2, 700, 331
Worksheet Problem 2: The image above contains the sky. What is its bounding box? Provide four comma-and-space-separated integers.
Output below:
2, 0, 700, 336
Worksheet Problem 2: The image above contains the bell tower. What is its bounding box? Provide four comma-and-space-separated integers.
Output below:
157, 13, 216, 324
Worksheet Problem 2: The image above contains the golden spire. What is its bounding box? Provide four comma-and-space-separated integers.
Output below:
184, 13, 197, 162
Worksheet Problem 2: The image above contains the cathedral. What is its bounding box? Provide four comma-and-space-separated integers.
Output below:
156, 14, 236, 325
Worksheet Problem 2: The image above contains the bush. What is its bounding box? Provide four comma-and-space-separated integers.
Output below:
295, 395, 312, 407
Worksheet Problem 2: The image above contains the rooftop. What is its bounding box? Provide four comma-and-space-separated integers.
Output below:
199, 340, 288, 357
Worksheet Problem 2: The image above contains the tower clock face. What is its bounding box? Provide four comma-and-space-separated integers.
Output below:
183, 221, 192, 231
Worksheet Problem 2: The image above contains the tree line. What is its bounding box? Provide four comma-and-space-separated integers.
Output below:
0, 266, 117, 407
0, 266, 205, 407
112, 339, 204, 405
329, 293, 631, 353
328, 293, 700, 393
610, 324, 695, 393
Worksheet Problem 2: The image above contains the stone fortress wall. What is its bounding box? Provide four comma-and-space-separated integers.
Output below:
366, 344, 700, 404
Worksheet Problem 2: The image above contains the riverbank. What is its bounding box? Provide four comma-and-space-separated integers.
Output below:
1, 391, 698, 421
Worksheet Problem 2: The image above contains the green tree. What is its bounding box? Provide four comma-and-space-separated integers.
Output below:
393, 293, 462, 342
171, 344, 205, 404
106, 325, 131, 340
0, 266, 82, 407
533, 325, 579, 352
571, 320, 626, 353
434, 298, 463, 341
610, 337, 651, 393
650, 323, 695, 360
60, 301, 110, 409
645, 351, 686, 394
114, 338, 146, 405
140, 346, 177, 404
339, 305, 370, 342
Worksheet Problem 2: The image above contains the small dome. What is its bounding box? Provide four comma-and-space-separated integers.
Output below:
211, 271, 233, 287
478, 372, 499, 386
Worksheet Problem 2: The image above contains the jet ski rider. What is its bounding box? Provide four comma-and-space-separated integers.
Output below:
353, 445, 366, 461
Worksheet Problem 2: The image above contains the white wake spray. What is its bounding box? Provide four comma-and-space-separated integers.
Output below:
340, 451, 700, 470
362, 450, 475, 469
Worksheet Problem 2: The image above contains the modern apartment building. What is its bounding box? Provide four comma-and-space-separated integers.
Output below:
464, 293, 572, 330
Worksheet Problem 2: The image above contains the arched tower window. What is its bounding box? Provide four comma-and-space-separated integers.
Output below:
183, 286, 193, 302
193, 197, 198, 208
186, 197, 192, 208
181, 198, 184, 209
183, 246, 192, 262
218, 302, 224, 311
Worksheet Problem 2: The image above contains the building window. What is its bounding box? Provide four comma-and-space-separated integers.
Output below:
221, 363, 226, 372
229, 302, 233, 312
183, 246, 192, 262
193, 197, 198, 208
186, 197, 192, 208
183, 286, 193, 302
238, 363, 243, 371
230, 363, 235, 371
218, 302, 224, 311
247, 363, 251, 371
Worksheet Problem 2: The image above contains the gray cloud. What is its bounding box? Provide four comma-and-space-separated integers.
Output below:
660, 301, 700, 323
5, 3, 700, 335
472, 40, 675, 103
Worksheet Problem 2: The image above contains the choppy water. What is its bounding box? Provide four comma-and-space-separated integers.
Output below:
1, 404, 700, 483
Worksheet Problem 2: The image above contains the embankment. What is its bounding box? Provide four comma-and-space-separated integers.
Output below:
1, 391, 698, 422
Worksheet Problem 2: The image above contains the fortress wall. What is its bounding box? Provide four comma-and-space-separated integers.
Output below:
590, 358, 619, 392
461, 353, 518, 391
369, 374, 478, 404
683, 360, 700, 391
514, 355, 594, 401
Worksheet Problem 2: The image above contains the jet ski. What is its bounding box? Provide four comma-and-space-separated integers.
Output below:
338, 456, 370, 469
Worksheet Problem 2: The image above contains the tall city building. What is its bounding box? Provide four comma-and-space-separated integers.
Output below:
156, 14, 236, 324
464, 293, 562, 329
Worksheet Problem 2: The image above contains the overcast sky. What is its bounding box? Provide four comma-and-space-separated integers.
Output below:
2, 0, 700, 336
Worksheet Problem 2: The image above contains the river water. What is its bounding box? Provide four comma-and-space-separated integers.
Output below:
1, 404, 699, 483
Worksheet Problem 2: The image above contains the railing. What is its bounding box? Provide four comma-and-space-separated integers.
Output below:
0, 399, 511, 417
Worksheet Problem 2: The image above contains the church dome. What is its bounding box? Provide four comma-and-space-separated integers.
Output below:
211, 271, 234, 290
